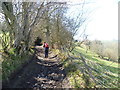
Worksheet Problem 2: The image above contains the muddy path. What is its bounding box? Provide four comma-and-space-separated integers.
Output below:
2, 51, 71, 89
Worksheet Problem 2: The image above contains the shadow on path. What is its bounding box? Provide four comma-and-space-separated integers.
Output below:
3, 54, 67, 89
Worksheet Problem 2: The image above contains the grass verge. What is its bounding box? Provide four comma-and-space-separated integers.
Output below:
63, 46, 119, 88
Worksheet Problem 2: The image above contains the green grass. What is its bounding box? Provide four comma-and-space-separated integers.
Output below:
0, 32, 35, 81
64, 45, 119, 88
74, 47, 118, 68
2, 48, 33, 81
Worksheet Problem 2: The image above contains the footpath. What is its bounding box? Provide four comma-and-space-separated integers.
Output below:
2, 48, 71, 89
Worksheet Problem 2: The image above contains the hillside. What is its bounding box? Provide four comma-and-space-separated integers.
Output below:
63, 45, 119, 88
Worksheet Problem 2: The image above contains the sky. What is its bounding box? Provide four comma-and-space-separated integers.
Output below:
0, 0, 119, 40
68, 0, 119, 40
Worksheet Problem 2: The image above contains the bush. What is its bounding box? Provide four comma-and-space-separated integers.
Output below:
89, 40, 118, 62
104, 48, 118, 62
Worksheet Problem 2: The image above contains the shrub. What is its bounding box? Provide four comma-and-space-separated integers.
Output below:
104, 48, 118, 62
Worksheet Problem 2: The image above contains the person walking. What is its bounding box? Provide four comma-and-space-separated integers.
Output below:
43, 42, 49, 58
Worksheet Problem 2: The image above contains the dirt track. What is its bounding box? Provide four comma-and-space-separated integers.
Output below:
2, 51, 71, 89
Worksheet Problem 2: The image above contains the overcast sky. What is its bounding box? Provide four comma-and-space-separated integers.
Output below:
69, 0, 119, 40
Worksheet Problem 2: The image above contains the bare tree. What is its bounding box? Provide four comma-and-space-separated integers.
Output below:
1, 2, 52, 55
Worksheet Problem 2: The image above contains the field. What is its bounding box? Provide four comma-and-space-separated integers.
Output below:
63, 45, 119, 88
